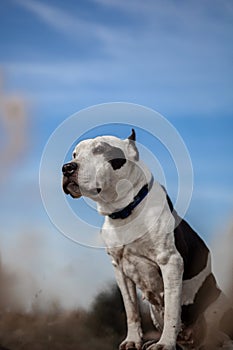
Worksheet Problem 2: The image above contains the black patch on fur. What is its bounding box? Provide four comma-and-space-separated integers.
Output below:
162, 187, 209, 280
105, 145, 126, 170
128, 128, 136, 141
127, 129, 139, 161
93, 142, 126, 170
174, 219, 209, 280
181, 273, 221, 326
219, 308, 233, 339
109, 157, 126, 170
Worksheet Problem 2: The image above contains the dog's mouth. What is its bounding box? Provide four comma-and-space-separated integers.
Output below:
63, 177, 102, 199
62, 177, 82, 198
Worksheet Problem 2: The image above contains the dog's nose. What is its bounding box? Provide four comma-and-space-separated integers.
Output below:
62, 162, 78, 177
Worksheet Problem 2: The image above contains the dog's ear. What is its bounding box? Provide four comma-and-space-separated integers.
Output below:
126, 129, 139, 161
128, 128, 136, 141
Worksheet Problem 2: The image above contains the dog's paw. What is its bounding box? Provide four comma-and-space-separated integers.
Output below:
119, 339, 143, 350
142, 340, 157, 350
146, 343, 176, 350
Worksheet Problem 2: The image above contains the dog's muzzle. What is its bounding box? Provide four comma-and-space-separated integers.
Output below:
62, 162, 82, 198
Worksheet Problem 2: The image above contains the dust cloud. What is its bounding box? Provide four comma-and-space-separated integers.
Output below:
211, 221, 233, 304
0, 69, 28, 183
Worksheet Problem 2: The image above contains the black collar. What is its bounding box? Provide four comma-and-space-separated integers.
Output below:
108, 175, 154, 220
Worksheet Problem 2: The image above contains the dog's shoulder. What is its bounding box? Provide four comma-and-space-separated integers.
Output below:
106, 246, 124, 267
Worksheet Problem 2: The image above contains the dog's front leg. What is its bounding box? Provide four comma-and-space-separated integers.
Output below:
151, 252, 183, 350
114, 267, 143, 350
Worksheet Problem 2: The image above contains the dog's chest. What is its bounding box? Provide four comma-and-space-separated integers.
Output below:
109, 245, 164, 303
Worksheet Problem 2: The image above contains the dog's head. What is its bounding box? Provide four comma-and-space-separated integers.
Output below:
62, 130, 141, 210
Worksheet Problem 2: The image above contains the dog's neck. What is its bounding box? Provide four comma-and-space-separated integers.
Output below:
96, 160, 152, 216
108, 175, 154, 220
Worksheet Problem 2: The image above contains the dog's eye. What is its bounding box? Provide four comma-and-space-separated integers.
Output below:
73, 152, 76, 159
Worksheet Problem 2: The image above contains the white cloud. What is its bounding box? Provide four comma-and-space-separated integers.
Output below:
14, 0, 233, 61
14, 0, 116, 45
93, 0, 233, 20
193, 187, 233, 203
5, 0, 232, 117
3, 59, 232, 117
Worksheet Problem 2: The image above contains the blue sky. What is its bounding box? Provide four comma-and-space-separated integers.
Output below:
0, 0, 233, 308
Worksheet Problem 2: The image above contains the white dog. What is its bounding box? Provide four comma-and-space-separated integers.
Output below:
62, 130, 233, 350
